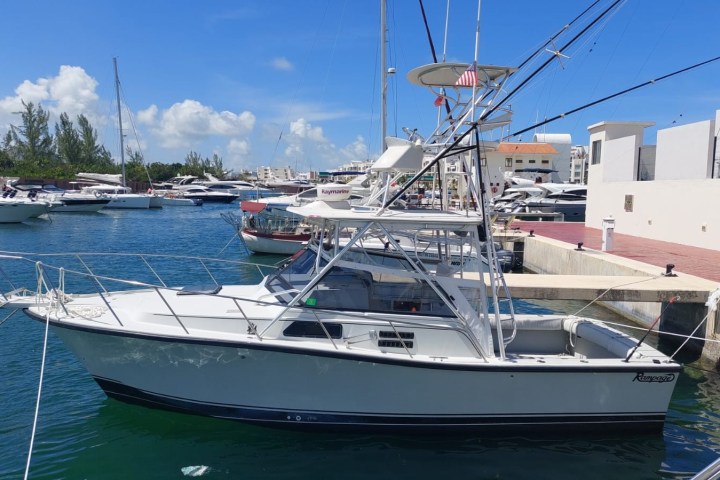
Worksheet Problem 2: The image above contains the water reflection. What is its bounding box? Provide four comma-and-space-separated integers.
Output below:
51, 401, 671, 480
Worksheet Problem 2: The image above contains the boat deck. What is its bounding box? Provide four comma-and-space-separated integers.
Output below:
510, 221, 720, 283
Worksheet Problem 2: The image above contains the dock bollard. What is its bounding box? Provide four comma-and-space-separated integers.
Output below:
601, 216, 615, 251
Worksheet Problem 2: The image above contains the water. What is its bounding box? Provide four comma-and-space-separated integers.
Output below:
1, 205, 719, 479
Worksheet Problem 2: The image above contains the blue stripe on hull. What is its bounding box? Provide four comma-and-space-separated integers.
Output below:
94, 377, 666, 434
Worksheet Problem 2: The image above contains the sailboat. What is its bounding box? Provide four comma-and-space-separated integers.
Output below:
231, 2, 395, 256
77, 58, 153, 209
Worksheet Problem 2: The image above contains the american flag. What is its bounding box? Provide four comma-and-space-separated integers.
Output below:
455, 62, 477, 87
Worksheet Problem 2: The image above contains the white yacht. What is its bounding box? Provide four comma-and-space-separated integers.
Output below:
11, 196, 679, 432
80, 184, 151, 209
0, 194, 52, 223
174, 185, 238, 203
10, 184, 110, 212
76, 173, 152, 209
198, 174, 274, 200
2, 54, 680, 434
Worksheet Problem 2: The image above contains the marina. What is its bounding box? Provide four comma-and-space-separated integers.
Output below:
0, 205, 719, 479
1, 0, 720, 478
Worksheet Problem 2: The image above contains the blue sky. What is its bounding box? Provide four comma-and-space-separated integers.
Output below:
1, 0, 719, 175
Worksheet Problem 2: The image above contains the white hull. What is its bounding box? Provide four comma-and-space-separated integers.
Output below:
106, 194, 151, 209
161, 197, 202, 206
241, 230, 307, 255
51, 199, 110, 212
0, 201, 49, 222
148, 195, 164, 209
48, 321, 678, 431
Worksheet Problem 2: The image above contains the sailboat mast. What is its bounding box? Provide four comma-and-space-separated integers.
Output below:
113, 57, 126, 187
380, 0, 387, 153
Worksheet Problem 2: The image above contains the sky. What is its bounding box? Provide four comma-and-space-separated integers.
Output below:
1, 0, 719, 175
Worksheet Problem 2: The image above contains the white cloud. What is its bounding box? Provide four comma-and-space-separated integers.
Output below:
13, 80, 50, 105
0, 65, 103, 132
136, 104, 158, 124
139, 99, 255, 148
278, 119, 373, 170
289, 118, 326, 142
339, 135, 370, 162
271, 57, 294, 71
48, 66, 99, 117
228, 138, 250, 157
226, 138, 252, 170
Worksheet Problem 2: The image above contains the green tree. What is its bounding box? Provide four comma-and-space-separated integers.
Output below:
183, 150, 204, 176
0, 131, 16, 170
181, 150, 225, 178
208, 152, 225, 178
147, 162, 183, 182
54, 113, 82, 166
10, 101, 55, 173
77, 114, 113, 170
123, 147, 147, 181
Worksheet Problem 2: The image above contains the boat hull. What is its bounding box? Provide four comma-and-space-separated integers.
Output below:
47, 323, 678, 432
106, 194, 151, 209
181, 194, 237, 203
0, 202, 49, 222
51, 198, 110, 212
241, 229, 309, 255
161, 197, 203, 206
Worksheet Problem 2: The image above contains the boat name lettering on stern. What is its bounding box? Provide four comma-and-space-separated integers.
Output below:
633, 372, 676, 383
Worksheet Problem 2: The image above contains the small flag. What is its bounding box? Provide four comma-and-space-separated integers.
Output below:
434, 95, 444, 107
455, 62, 477, 87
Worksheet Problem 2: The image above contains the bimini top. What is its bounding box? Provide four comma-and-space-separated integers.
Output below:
288, 201, 484, 231
406, 63, 517, 88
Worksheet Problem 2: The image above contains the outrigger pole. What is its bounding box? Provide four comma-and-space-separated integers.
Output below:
506, 54, 720, 139
383, 0, 623, 209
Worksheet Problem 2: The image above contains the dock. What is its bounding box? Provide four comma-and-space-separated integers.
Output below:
490, 227, 717, 303
485, 273, 716, 304
492, 221, 720, 364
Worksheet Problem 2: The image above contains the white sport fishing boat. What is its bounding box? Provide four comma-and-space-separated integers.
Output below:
11, 195, 679, 432
3, 24, 681, 432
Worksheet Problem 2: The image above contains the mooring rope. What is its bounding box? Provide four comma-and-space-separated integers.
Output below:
570, 273, 665, 317
670, 286, 720, 361
24, 300, 51, 479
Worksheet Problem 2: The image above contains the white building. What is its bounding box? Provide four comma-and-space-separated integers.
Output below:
585, 110, 720, 250
532, 133, 572, 182
256, 166, 296, 182
570, 145, 588, 184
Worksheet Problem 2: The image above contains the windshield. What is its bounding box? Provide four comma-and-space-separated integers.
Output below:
266, 246, 457, 316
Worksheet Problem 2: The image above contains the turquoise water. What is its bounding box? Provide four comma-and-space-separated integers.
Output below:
1, 205, 719, 479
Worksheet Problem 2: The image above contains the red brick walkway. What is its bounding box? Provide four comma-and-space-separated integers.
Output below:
511, 221, 720, 283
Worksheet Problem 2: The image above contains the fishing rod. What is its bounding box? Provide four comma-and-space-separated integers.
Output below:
417, 0, 452, 117
383, 0, 622, 208
506, 54, 720, 139
516, 0, 602, 70
477, 0, 624, 124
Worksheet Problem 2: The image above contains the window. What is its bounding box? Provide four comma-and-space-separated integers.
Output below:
283, 321, 343, 339
515, 159, 523, 164
480, 156, 487, 166
528, 159, 536, 164
542, 159, 550, 164
591, 140, 602, 165
505, 157, 512, 168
